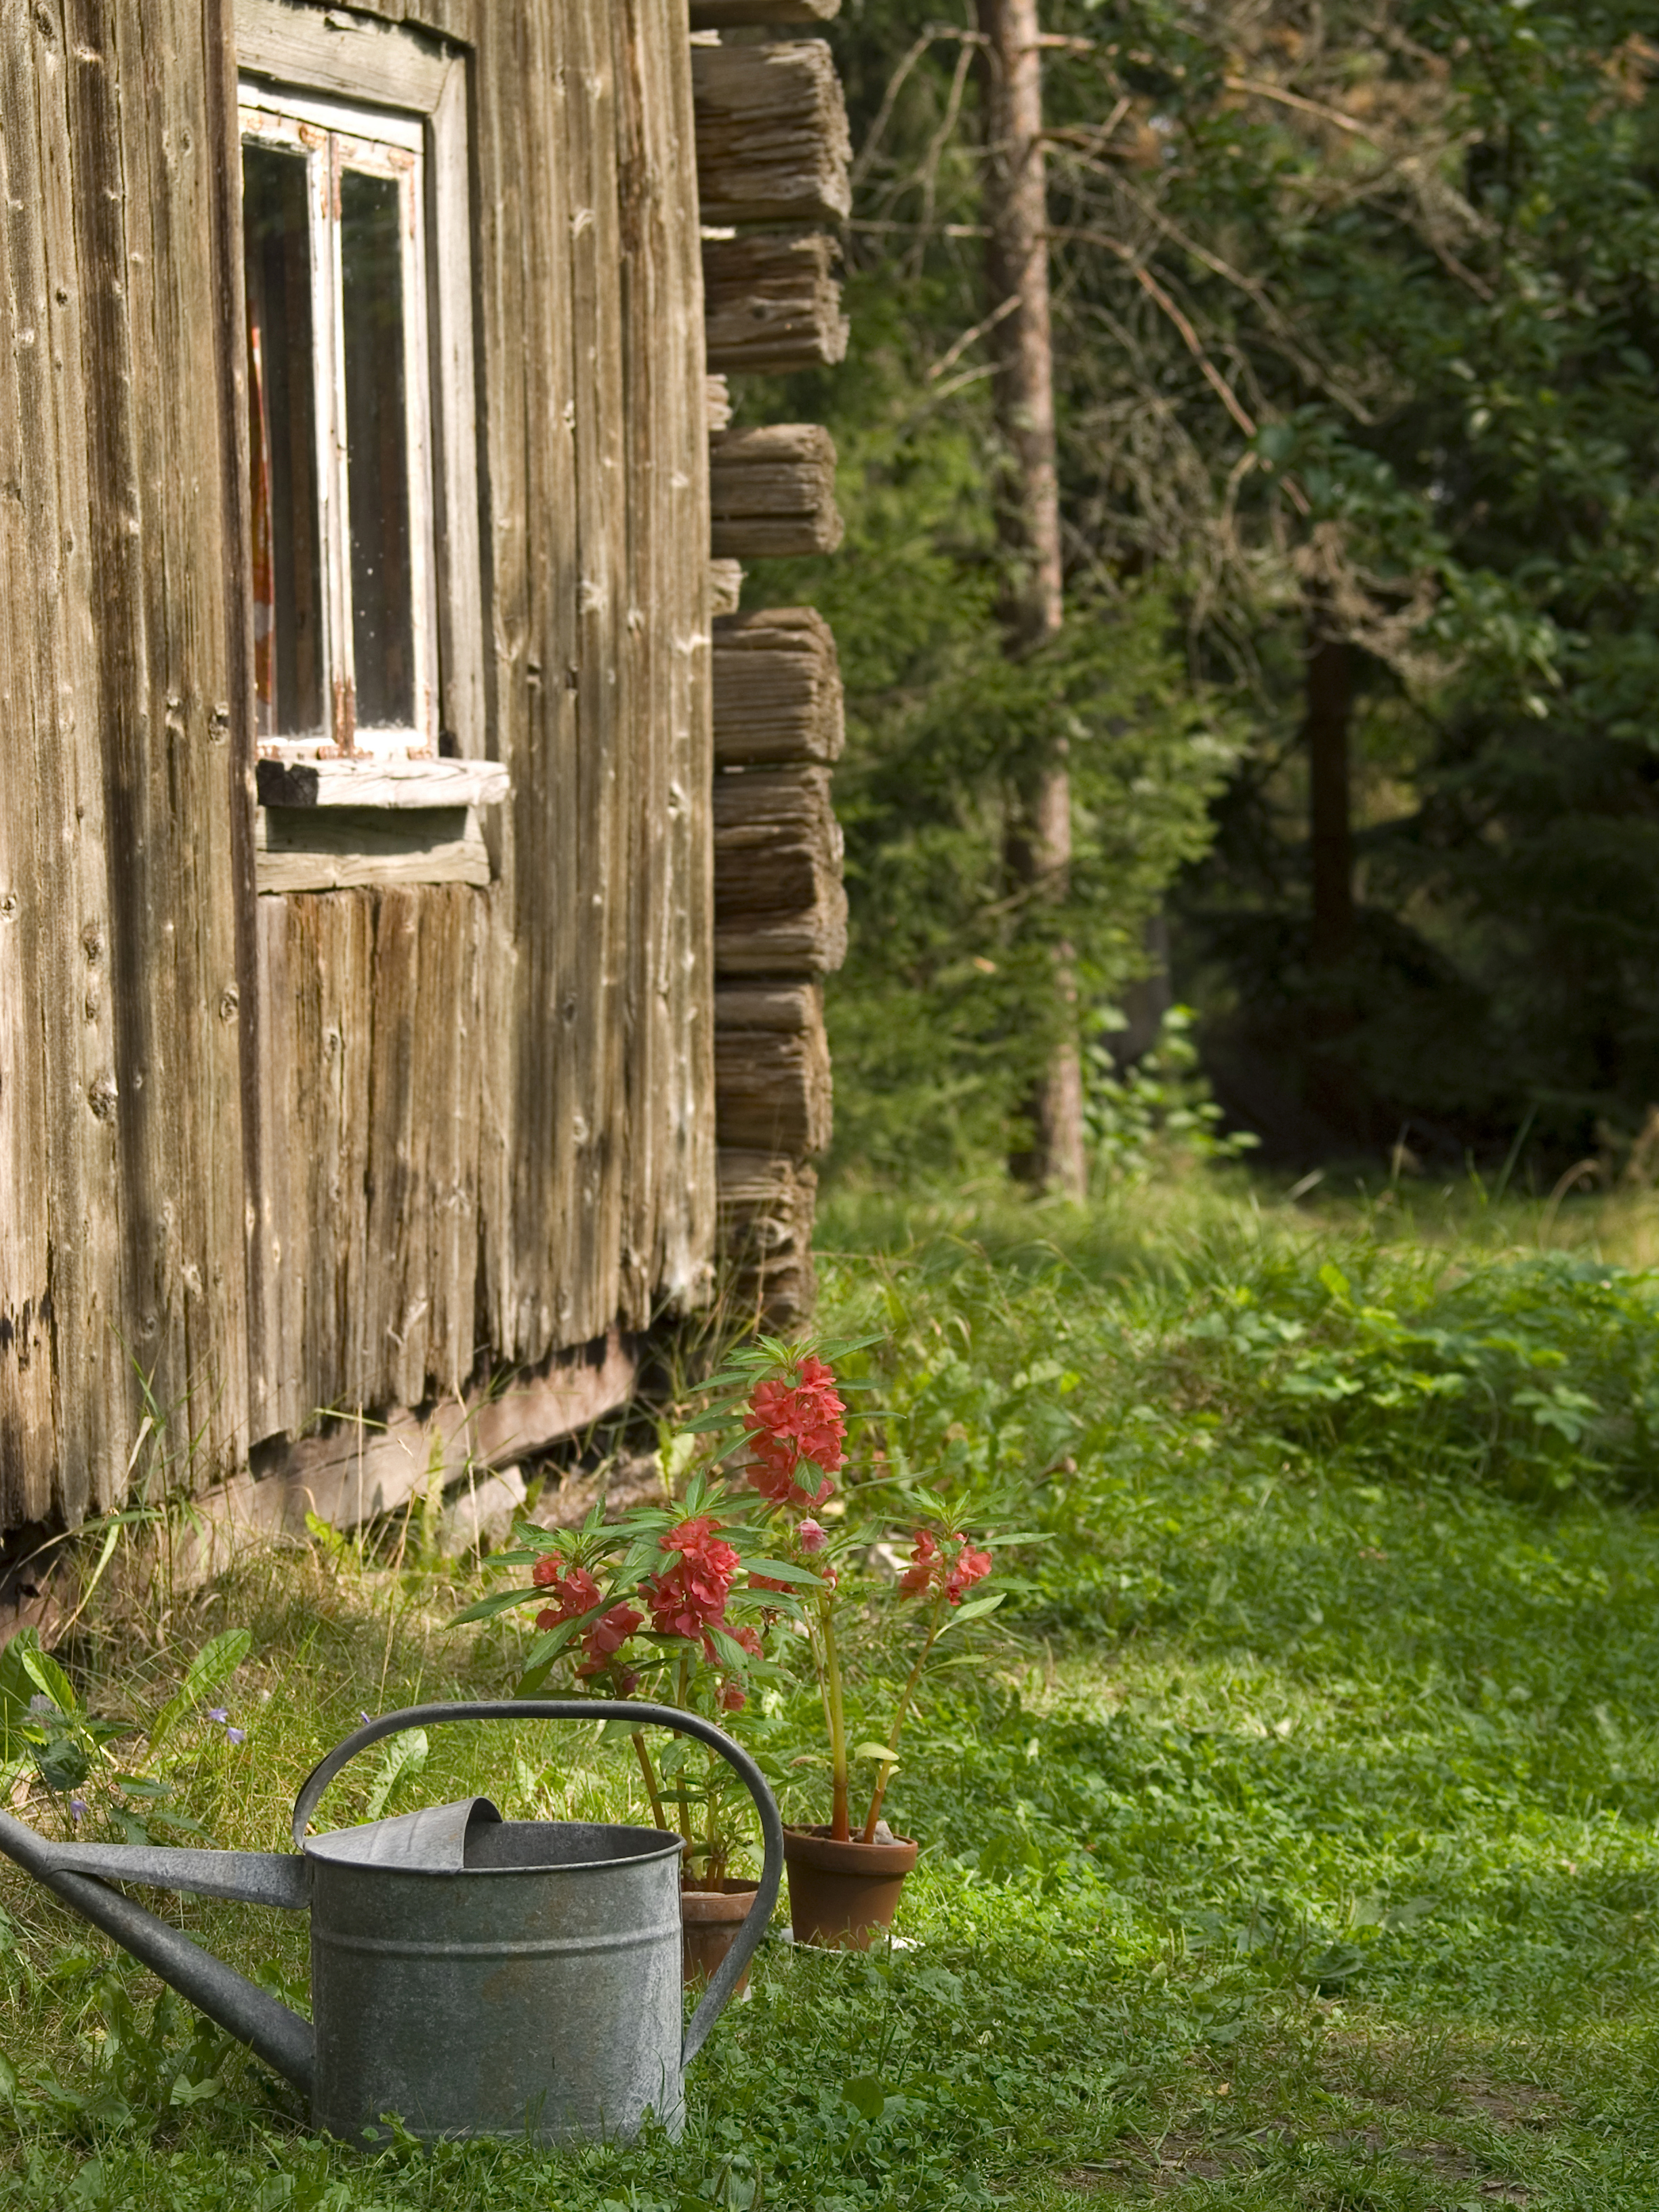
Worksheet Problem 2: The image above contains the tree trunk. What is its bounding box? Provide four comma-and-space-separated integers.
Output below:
1305, 626, 1356, 964
979, 0, 1086, 1197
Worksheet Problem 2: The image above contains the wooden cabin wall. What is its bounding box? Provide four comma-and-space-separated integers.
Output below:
1, 0, 251, 1528
3, 0, 716, 1516
254, 0, 716, 1437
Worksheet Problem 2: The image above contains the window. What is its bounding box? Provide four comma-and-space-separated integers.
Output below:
241, 89, 437, 758
234, 1, 499, 889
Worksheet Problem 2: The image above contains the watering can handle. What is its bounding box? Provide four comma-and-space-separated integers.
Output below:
291, 1699, 784, 2069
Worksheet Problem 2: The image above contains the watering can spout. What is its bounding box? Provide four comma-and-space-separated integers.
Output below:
0, 1807, 315, 2097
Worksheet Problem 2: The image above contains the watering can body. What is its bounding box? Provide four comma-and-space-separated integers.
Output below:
0, 1700, 784, 2145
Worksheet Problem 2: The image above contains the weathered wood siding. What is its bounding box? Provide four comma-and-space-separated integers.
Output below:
1, 0, 250, 1529
258, 0, 718, 1430
2, 0, 716, 1523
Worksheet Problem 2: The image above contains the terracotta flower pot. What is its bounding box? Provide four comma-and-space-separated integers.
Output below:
680, 1878, 760, 1990
783, 1824, 919, 1950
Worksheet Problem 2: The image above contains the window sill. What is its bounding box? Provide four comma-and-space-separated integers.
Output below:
255, 757, 510, 811
254, 760, 508, 896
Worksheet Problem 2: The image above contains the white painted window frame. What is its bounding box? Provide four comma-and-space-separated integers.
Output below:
235, 0, 489, 808
240, 90, 438, 759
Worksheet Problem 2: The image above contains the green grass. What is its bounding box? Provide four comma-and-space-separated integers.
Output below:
8, 1172, 1659, 2207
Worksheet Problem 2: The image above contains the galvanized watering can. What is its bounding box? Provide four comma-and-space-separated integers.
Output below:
0, 1700, 783, 2144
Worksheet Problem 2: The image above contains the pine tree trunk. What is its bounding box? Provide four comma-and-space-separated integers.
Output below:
979, 0, 1086, 1199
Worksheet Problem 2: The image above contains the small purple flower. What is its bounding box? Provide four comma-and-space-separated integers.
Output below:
70, 1799, 87, 1823
359, 1711, 372, 1726
226, 1727, 246, 1746
205, 1708, 228, 1725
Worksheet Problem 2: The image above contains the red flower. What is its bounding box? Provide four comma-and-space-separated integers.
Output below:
745, 1357, 846, 1512
644, 1516, 739, 1646
532, 1562, 604, 1633
663, 1516, 741, 1583
946, 1547, 994, 1605
798, 1518, 828, 1553
897, 1530, 939, 1597
749, 1572, 792, 1595
731, 1622, 764, 1660
899, 1530, 994, 1605
717, 1679, 747, 1713
583, 1600, 644, 1661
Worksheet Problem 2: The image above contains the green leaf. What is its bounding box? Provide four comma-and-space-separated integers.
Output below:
817, 1332, 886, 1359
676, 1410, 746, 1436
853, 1742, 902, 1765
1319, 1263, 1351, 1300
705, 1624, 752, 1672
148, 1629, 253, 1754
167, 2074, 224, 2108
450, 1584, 542, 1626
935, 1592, 1006, 1634
18, 1643, 77, 1717
361, 1729, 428, 1822
744, 1558, 827, 1588
33, 1737, 89, 1793
842, 2073, 887, 2121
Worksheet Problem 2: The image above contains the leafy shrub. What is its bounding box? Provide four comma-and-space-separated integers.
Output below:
1084, 1006, 1259, 1182
1174, 1251, 1659, 1499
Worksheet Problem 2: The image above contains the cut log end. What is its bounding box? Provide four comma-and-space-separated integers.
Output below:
717, 1149, 820, 1329
691, 1, 842, 25
714, 605, 844, 766
703, 230, 848, 376
693, 41, 853, 228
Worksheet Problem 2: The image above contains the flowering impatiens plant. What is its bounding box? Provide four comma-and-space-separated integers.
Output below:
689, 1335, 1014, 1845
457, 1332, 1029, 1861
452, 1475, 819, 1876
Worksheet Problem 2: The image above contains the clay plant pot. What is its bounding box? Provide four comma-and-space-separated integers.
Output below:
680, 1878, 761, 1990
782, 1825, 920, 1950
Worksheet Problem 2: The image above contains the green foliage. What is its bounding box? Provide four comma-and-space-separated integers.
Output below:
16, 1187, 1659, 2203
797, 2, 1659, 1164
742, 284, 1236, 1178
0, 1625, 251, 1845
1085, 1006, 1260, 1179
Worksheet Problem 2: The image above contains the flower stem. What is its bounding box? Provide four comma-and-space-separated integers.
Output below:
674, 1652, 695, 1849
631, 1730, 668, 1832
862, 1595, 945, 1843
821, 1590, 851, 1841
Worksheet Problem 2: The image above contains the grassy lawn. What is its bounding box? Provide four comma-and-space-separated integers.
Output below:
6, 1174, 1659, 2208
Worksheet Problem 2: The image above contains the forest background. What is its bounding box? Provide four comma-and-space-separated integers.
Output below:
741, 0, 1659, 1185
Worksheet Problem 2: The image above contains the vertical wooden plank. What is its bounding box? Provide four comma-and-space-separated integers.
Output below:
0, 3, 60, 1525
429, 56, 487, 764
613, 0, 716, 1320
0, 0, 126, 1526
207, 0, 266, 1465
65, 0, 247, 1496
470, 1, 538, 1363
309, 891, 373, 1418
253, 895, 306, 1439
363, 888, 430, 1409
123, 0, 249, 1469
560, 0, 629, 1342
419, 884, 481, 1400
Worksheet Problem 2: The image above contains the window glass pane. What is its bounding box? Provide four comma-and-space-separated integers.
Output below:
340, 169, 414, 731
242, 144, 324, 740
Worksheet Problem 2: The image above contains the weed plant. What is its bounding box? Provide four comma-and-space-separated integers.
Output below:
7, 1176, 1659, 2205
